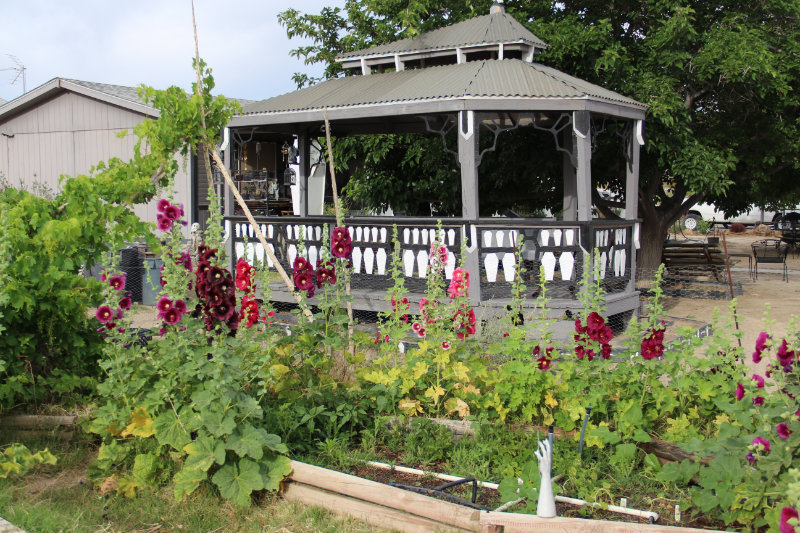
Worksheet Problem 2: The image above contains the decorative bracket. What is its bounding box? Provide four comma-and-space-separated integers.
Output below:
532, 112, 575, 167
421, 114, 458, 159
476, 113, 521, 166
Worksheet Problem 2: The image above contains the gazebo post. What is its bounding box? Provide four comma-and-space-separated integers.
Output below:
223, 131, 235, 266
573, 111, 592, 222
562, 128, 577, 221
626, 121, 641, 292
297, 132, 310, 216
458, 110, 482, 305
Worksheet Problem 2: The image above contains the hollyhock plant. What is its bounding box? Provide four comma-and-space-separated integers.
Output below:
777, 423, 792, 439
331, 227, 353, 259
453, 305, 477, 340
163, 308, 181, 325
752, 374, 765, 389
752, 436, 770, 453
735, 382, 745, 400
118, 296, 132, 310
447, 268, 470, 299
157, 213, 173, 232
753, 331, 770, 363
157, 198, 171, 213
109, 274, 126, 291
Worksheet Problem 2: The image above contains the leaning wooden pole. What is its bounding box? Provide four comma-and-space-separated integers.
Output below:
191, 1, 312, 321
720, 231, 741, 347
322, 107, 355, 333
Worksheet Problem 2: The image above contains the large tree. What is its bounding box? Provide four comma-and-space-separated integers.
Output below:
281, 0, 800, 267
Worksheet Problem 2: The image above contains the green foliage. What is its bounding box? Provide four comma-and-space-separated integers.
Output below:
0, 443, 57, 479
402, 418, 454, 466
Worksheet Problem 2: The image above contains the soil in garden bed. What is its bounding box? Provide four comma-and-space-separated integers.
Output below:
346, 462, 727, 531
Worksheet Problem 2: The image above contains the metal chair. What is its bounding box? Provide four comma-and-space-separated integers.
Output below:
751, 239, 788, 282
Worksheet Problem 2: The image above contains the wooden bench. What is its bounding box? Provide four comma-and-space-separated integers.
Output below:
662, 240, 725, 281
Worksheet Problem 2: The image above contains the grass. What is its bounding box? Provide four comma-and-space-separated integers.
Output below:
0, 433, 389, 533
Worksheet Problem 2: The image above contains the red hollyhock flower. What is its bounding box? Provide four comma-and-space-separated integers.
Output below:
753, 396, 765, 406
96, 305, 113, 323
235, 275, 251, 292
157, 199, 171, 213
598, 325, 613, 344
210, 301, 235, 322
575, 345, 585, 360
453, 306, 477, 340
118, 296, 132, 310
537, 355, 551, 370
780, 507, 798, 533
752, 374, 765, 389
777, 339, 795, 367
600, 343, 612, 360
156, 213, 173, 231
156, 296, 173, 316
174, 299, 187, 315
109, 275, 126, 291
777, 423, 792, 440
164, 204, 181, 221
331, 227, 353, 259
574, 319, 585, 334
586, 312, 605, 332
236, 258, 252, 278
294, 271, 314, 292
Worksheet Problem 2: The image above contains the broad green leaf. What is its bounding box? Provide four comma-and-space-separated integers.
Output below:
261, 454, 292, 492
632, 429, 652, 443
184, 435, 226, 472
153, 411, 191, 450
132, 453, 159, 485
173, 465, 207, 501
211, 459, 264, 507
202, 410, 237, 438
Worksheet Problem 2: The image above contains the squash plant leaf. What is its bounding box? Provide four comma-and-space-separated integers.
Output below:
184, 435, 226, 472
212, 458, 264, 507
173, 465, 207, 502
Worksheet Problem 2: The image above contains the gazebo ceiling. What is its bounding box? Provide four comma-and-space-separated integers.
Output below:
232, 59, 646, 133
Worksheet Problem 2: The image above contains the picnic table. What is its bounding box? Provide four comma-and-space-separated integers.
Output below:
661, 240, 725, 281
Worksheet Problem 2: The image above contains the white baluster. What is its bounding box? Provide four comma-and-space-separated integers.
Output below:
372, 227, 379, 242
495, 230, 505, 248
553, 229, 562, 247
376, 248, 387, 275
293, 225, 300, 240
245, 243, 255, 264
356, 227, 363, 242
559, 252, 575, 281
565, 229, 574, 246
447, 229, 456, 246
429, 229, 436, 244
235, 242, 245, 260
484, 253, 499, 282
421, 230, 428, 245
267, 244, 275, 267
403, 228, 410, 244
600, 251, 608, 279
541, 252, 556, 281
286, 225, 293, 239
380, 227, 387, 243
255, 244, 265, 265
416, 250, 428, 278
315, 226, 322, 241
445, 252, 456, 279
223, 220, 231, 243
403, 249, 415, 276
308, 246, 318, 268
620, 250, 627, 277
267, 224, 274, 239
288, 245, 297, 268
412, 228, 420, 244
540, 230, 551, 246
502, 253, 516, 282
364, 248, 375, 274
352, 247, 363, 273
483, 231, 492, 247
247, 224, 253, 238
235, 223, 241, 238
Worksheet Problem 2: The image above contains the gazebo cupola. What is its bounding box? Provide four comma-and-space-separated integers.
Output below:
336, 1, 547, 75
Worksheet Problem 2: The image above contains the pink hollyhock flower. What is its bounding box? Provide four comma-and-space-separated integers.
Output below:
114, 309, 124, 320
163, 308, 181, 325
752, 331, 770, 363
777, 423, 792, 440
752, 374, 765, 389
158, 326, 167, 335
441, 341, 451, 350
100, 273, 107, 282
384, 334, 390, 342
752, 436, 770, 453
503, 332, 510, 338
412, 322, 422, 333
109, 275, 126, 291
374, 332, 381, 344
777, 339, 795, 367
448, 268, 470, 299
796, 409, 800, 422
735, 382, 745, 400
753, 396, 765, 406
781, 507, 799, 533
417, 327, 426, 338
157, 199, 171, 213
96, 305, 113, 323
156, 213, 173, 231
586, 312, 605, 332
174, 299, 187, 315
118, 296, 132, 310
156, 296, 173, 316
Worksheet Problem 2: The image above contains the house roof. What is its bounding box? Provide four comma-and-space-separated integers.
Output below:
336, 11, 547, 62
0, 78, 253, 124
237, 59, 645, 121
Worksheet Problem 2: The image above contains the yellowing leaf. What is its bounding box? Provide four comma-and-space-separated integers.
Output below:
269, 364, 290, 379
451, 362, 469, 382
542, 412, 555, 425
121, 407, 155, 438
98, 475, 118, 495
106, 421, 124, 436
424, 385, 446, 405
462, 384, 481, 395
544, 391, 559, 408
412, 361, 429, 379
398, 398, 423, 415
445, 397, 470, 418
117, 475, 138, 498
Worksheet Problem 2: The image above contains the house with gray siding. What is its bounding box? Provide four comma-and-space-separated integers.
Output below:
0, 78, 217, 229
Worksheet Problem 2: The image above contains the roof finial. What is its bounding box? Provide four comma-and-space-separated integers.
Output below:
490, 0, 505, 14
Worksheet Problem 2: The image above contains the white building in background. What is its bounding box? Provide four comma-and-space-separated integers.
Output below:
0, 78, 224, 230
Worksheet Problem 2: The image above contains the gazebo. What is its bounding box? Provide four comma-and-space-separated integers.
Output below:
222, 2, 646, 319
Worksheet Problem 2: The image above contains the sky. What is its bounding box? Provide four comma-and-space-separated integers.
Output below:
0, 0, 341, 104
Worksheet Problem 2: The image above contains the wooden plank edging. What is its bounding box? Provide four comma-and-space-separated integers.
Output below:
0, 415, 76, 429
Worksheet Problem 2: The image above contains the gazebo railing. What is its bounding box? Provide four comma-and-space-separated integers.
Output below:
223, 215, 638, 307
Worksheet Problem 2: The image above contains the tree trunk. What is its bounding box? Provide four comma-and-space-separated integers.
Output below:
637, 211, 671, 271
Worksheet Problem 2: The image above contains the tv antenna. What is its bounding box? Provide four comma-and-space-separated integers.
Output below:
1, 55, 27, 94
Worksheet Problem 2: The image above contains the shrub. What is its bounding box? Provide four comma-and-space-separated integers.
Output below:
729, 222, 747, 233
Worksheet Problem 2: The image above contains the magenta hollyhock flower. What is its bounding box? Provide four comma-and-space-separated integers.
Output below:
777, 423, 792, 440
114, 309, 124, 320
118, 296, 132, 310
109, 275, 126, 291
735, 382, 745, 400
293, 271, 314, 292
158, 326, 167, 336
157, 199, 171, 213
156, 214, 173, 231
574, 319, 585, 334
156, 296, 173, 316
746, 452, 755, 465
417, 327, 426, 338
163, 308, 181, 325
331, 226, 353, 259
575, 345, 585, 360
752, 374, 765, 389
753, 396, 765, 406
777, 339, 795, 367
537, 355, 551, 370
752, 436, 770, 453
598, 325, 613, 344
796, 409, 800, 422
164, 204, 181, 221
174, 299, 187, 315
96, 305, 113, 323
752, 331, 770, 363
601, 343, 612, 359
441, 340, 451, 350
780, 507, 799, 533
412, 322, 422, 333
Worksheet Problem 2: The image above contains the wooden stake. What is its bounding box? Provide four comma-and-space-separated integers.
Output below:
720, 232, 742, 347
